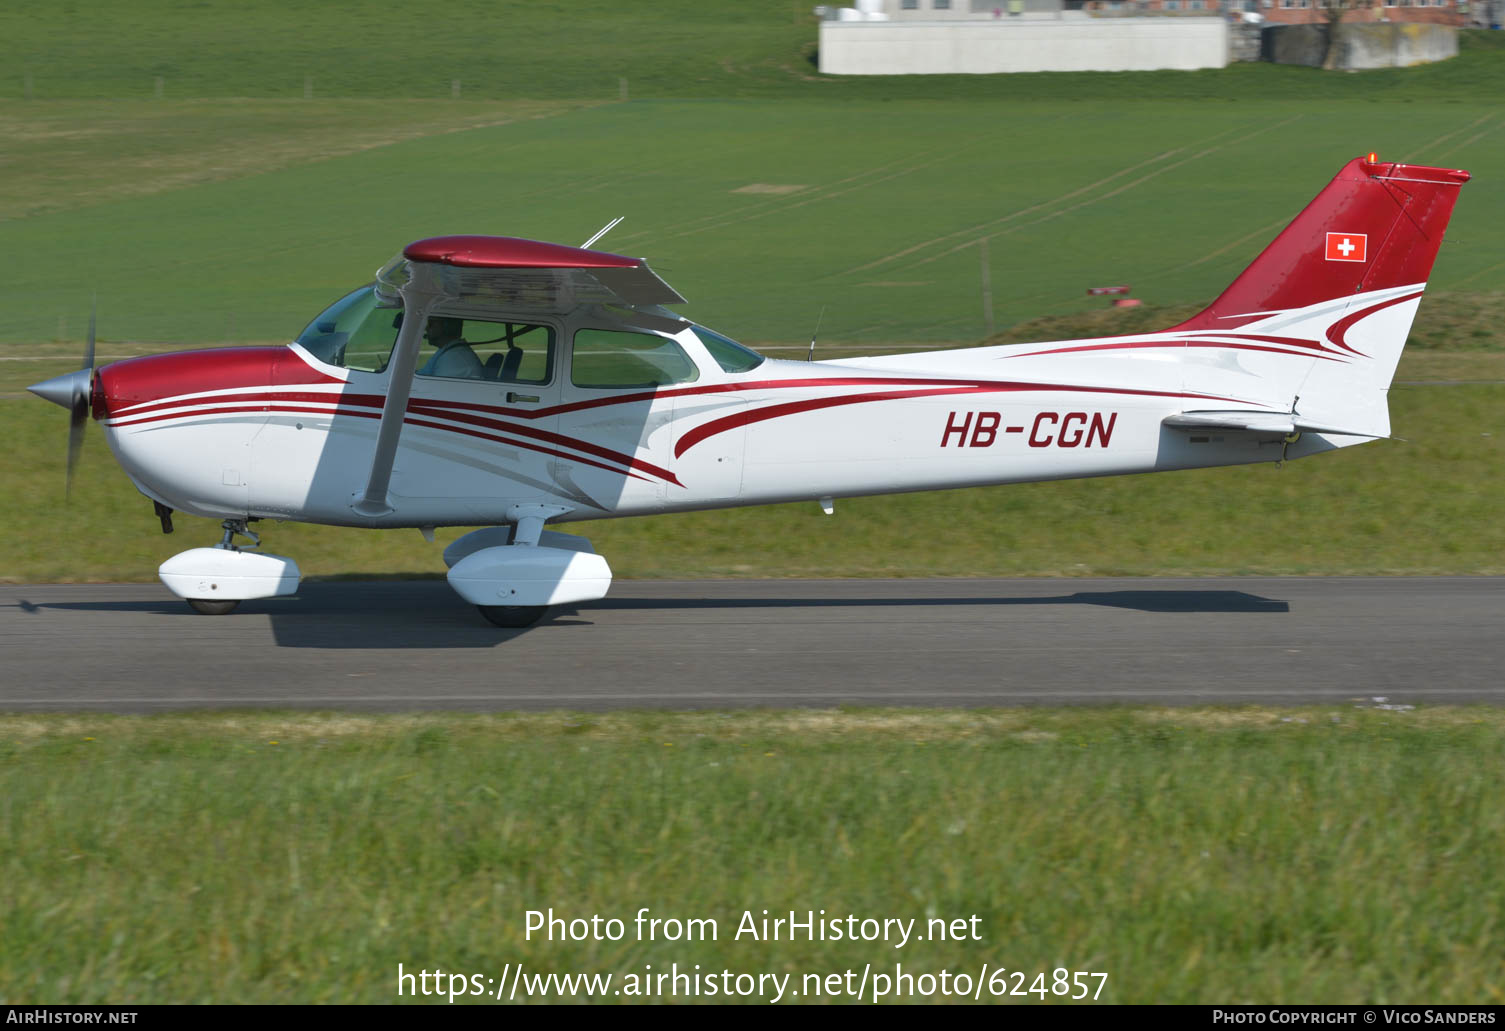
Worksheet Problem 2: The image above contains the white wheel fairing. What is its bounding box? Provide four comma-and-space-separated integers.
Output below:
159, 548, 300, 602
446, 545, 611, 608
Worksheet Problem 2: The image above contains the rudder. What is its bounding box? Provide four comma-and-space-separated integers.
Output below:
1170, 156, 1470, 333
1169, 156, 1470, 438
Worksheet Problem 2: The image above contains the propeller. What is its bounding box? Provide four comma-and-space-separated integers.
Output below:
28, 300, 96, 499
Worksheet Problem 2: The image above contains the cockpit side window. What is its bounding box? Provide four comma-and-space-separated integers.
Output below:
295, 286, 401, 373
416, 317, 555, 384
296, 287, 556, 384
571, 328, 700, 388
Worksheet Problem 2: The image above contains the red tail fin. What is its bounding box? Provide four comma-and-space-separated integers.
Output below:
1170, 157, 1470, 332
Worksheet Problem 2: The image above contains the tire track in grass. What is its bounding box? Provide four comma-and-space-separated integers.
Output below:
625, 150, 978, 247
531, 132, 786, 209
1413, 111, 1495, 160
500, 145, 721, 211
876, 115, 1299, 331
1434, 114, 1504, 164
1097, 115, 1495, 300
834, 118, 1287, 280
833, 144, 1198, 279
1442, 259, 1505, 291
893, 113, 1304, 275
608, 159, 916, 244
1128, 215, 1291, 291
0, 99, 609, 224
816, 127, 1275, 348
627, 131, 1005, 246
610, 153, 937, 246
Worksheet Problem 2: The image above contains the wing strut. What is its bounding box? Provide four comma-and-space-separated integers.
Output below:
351, 265, 447, 518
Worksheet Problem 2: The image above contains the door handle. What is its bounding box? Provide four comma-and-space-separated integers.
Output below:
506, 392, 539, 403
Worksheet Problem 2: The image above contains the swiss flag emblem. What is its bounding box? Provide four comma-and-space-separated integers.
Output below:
1325, 232, 1367, 262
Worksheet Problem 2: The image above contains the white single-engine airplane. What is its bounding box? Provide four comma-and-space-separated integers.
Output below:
30, 156, 1469, 626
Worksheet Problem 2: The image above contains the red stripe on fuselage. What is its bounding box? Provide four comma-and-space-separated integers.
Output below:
1008, 340, 1348, 362
107, 403, 379, 429
108, 391, 680, 484
106, 367, 1262, 477
399, 416, 653, 482
405, 401, 681, 486
112, 390, 372, 420
106, 403, 656, 484
1324, 290, 1423, 356
109, 372, 1260, 428
673, 383, 1257, 458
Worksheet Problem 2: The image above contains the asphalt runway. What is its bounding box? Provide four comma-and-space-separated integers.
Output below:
2, 578, 1500, 711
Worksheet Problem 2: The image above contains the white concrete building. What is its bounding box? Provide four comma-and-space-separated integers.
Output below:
818, 10, 1230, 74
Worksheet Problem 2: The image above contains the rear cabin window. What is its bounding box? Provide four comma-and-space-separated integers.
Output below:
571, 329, 700, 388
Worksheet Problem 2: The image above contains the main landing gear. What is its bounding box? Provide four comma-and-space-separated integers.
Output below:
443, 511, 612, 629
157, 518, 302, 615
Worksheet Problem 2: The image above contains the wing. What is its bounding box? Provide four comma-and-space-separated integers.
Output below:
352, 235, 684, 517
376, 235, 684, 312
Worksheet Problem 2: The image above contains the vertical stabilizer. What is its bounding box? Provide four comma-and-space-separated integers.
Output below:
1167, 157, 1470, 437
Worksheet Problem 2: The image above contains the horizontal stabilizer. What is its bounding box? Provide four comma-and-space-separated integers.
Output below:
1164, 411, 1386, 439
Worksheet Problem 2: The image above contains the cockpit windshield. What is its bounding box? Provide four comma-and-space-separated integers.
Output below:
295, 286, 401, 373
691, 325, 764, 374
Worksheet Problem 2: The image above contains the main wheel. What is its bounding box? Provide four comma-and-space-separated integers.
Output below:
187, 598, 240, 615
478, 605, 547, 628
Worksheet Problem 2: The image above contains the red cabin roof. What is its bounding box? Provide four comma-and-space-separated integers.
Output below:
402, 235, 641, 270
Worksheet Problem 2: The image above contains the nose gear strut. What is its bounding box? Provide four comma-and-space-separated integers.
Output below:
156, 517, 298, 616
218, 518, 260, 551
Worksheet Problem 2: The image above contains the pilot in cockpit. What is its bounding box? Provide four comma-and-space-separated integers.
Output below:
419, 316, 484, 379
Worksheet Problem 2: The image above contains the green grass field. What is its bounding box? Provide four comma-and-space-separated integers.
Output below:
5, 0, 1505, 102
6, 375, 1504, 583
2, 14, 1504, 351
2, 708, 1502, 1003
2, 95, 1501, 350
3, 34, 1503, 583
4, 1, 1505, 1009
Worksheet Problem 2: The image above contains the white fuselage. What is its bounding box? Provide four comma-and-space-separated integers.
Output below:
98, 297, 1377, 530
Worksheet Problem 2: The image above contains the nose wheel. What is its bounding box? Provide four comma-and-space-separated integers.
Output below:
159, 519, 302, 614
188, 598, 241, 616
477, 605, 547, 628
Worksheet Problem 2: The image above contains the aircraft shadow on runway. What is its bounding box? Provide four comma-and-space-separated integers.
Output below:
14, 585, 1289, 651
592, 591, 1291, 615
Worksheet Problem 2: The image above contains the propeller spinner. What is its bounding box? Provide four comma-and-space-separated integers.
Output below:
27, 303, 96, 498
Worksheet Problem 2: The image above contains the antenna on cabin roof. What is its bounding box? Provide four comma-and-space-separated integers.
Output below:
807, 305, 827, 363
581, 216, 625, 250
